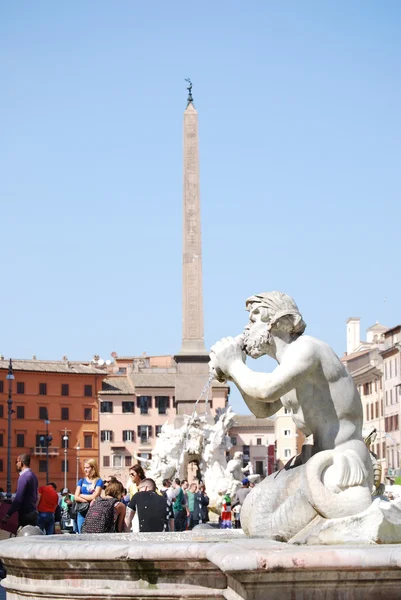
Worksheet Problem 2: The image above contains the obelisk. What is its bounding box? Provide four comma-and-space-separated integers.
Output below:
175, 80, 210, 416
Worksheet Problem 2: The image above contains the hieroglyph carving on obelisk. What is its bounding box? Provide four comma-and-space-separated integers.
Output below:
180, 99, 206, 354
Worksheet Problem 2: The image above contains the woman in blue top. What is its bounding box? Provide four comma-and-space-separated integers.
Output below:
74, 459, 103, 533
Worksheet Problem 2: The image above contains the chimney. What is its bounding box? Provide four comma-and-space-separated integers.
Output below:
346, 318, 360, 355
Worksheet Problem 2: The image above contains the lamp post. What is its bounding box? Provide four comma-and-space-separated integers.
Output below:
63, 429, 69, 490
75, 443, 80, 484
44, 409, 51, 485
6, 359, 15, 500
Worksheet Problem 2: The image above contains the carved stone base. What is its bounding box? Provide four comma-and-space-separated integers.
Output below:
1, 531, 401, 599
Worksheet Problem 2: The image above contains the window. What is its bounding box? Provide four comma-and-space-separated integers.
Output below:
390, 389, 393, 404
61, 384, 69, 396
370, 404, 374, 421
386, 391, 388, 406
0, 459, 3, 472
39, 406, 48, 420
0, 381, 3, 393
113, 455, 123, 468
39, 460, 47, 472
125, 455, 132, 467
16, 406, 25, 419
39, 383, 47, 395
366, 405, 369, 422
103, 456, 110, 467
0, 433, 3, 446
0, 405, 3, 418
61, 460, 69, 472
376, 444, 381, 459
284, 429, 291, 437
36, 434, 45, 447
255, 461, 264, 476
61, 434, 69, 448
16, 433, 25, 447
17, 382, 25, 394
155, 396, 169, 415
284, 408, 291, 414
84, 385, 93, 397
122, 430, 135, 442
100, 430, 113, 442
375, 402, 379, 419
230, 436, 237, 446
122, 401, 134, 414
137, 396, 151, 414
61, 407, 69, 420
156, 425, 163, 437
84, 407, 93, 420
284, 449, 292, 458
138, 425, 152, 443
117, 367, 127, 374
84, 434, 93, 449
100, 401, 113, 413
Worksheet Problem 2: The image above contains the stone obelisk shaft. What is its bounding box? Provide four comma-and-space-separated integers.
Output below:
175, 96, 210, 417
180, 102, 207, 355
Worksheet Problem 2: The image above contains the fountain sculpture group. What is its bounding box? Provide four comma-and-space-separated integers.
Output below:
1, 291, 401, 599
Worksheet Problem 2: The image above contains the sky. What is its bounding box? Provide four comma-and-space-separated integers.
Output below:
1, 2, 401, 412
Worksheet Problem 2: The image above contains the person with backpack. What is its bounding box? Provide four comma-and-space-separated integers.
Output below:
81, 481, 126, 534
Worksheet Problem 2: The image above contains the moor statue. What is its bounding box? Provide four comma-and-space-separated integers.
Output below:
209, 291, 374, 540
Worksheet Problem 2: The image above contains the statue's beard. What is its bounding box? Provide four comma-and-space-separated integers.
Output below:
243, 326, 273, 359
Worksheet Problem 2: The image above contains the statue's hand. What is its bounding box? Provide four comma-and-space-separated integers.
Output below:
209, 336, 246, 381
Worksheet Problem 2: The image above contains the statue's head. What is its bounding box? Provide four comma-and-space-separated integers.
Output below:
233, 451, 243, 460
243, 291, 306, 358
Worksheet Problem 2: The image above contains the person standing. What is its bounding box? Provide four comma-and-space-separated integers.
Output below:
74, 459, 103, 533
172, 478, 187, 532
1, 454, 38, 529
37, 482, 59, 535
59, 488, 77, 532
186, 482, 198, 529
125, 478, 167, 533
159, 479, 175, 532
232, 478, 251, 529
192, 484, 209, 527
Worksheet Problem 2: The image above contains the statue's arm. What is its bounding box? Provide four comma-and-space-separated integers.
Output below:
229, 342, 316, 407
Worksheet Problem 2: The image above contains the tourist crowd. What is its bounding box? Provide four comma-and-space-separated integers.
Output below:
0, 454, 220, 535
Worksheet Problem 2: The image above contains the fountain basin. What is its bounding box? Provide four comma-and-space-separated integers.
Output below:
1, 530, 401, 599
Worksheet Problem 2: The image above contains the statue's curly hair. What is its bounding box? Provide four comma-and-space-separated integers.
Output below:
245, 291, 307, 337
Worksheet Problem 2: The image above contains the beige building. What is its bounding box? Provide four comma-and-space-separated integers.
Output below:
380, 325, 401, 479
228, 415, 275, 477
341, 318, 401, 482
98, 354, 228, 483
274, 407, 298, 469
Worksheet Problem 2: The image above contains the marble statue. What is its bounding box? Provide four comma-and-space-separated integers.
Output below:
209, 291, 375, 540
143, 406, 244, 513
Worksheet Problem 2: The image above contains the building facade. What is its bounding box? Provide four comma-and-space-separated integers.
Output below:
0, 359, 105, 492
228, 415, 275, 477
98, 354, 229, 483
381, 326, 401, 479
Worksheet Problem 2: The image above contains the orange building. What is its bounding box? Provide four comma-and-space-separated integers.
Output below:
0, 359, 105, 493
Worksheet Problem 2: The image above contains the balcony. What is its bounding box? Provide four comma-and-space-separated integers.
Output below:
32, 447, 59, 456
139, 437, 151, 446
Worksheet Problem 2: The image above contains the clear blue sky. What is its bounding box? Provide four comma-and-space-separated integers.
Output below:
1, 2, 400, 412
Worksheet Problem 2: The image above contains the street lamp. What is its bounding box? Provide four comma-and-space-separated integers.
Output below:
6, 359, 15, 500
44, 409, 51, 486
63, 429, 69, 490
75, 443, 80, 484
